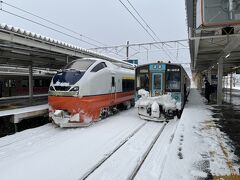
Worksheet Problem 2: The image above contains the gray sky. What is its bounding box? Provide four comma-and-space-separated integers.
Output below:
1, 0, 189, 65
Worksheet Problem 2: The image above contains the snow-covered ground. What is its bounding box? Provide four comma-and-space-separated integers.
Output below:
0, 88, 239, 180
160, 88, 240, 179
0, 110, 145, 180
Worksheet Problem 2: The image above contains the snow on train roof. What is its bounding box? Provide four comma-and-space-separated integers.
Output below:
0, 23, 134, 68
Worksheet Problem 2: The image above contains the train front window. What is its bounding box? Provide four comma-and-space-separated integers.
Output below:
166, 70, 181, 91
137, 74, 149, 91
91, 62, 107, 72
64, 59, 96, 71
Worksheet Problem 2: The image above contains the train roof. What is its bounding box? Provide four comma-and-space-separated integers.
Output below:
72, 58, 135, 70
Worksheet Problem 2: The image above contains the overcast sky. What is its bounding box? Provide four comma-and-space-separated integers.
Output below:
0, 0, 190, 66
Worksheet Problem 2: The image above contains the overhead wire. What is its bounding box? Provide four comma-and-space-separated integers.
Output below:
0, 1, 126, 58
125, 0, 176, 60
125, 0, 173, 51
126, 0, 172, 51
118, 0, 157, 42
118, 0, 161, 59
0, 9, 100, 47
126, 0, 159, 40
1, 1, 107, 47
118, 0, 176, 61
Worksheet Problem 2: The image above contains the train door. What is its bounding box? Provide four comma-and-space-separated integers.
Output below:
152, 73, 163, 96
4, 80, 11, 97
0, 81, 2, 98
111, 75, 116, 105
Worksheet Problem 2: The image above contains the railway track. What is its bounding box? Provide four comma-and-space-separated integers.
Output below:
79, 119, 178, 180
129, 122, 167, 180
0, 109, 179, 180
80, 122, 148, 180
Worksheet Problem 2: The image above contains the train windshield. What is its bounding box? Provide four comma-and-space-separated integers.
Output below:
64, 59, 96, 71
53, 70, 84, 85
136, 66, 149, 91
138, 74, 149, 91
166, 68, 181, 91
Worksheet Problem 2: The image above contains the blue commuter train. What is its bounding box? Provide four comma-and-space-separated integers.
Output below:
135, 62, 190, 120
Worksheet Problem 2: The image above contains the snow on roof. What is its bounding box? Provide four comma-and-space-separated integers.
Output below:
0, 23, 134, 68
0, 23, 86, 52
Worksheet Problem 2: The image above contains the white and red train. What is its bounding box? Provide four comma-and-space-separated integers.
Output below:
48, 58, 135, 127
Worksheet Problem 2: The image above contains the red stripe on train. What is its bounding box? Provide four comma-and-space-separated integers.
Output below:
48, 91, 134, 123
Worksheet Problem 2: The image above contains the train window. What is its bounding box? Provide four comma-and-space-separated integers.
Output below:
4, 80, 16, 88
166, 70, 181, 91
5, 81, 8, 88
21, 80, 28, 87
34, 79, 43, 87
64, 59, 96, 71
137, 66, 148, 74
43, 79, 51, 87
11, 80, 16, 87
122, 79, 134, 92
91, 62, 107, 72
112, 77, 115, 87
136, 74, 149, 91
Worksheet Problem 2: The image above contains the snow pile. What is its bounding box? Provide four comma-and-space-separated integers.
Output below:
160, 88, 240, 179
135, 89, 179, 111
54, 81, 70, 86
151, 101, 160, 118
138, 89, 150, 98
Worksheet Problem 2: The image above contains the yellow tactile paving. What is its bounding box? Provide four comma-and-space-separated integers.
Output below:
214, 175, 240, 180
201, 120, 239, 178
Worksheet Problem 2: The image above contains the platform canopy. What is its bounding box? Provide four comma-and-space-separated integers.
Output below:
0, 23, 133, 70
186, 0, 240, 75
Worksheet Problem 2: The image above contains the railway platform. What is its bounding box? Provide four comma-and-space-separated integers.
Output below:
0, 94, 48, 133
161, 87, 240, 179
0, 104, 48, 132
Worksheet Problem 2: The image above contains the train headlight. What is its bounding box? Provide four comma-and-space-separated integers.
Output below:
70, 86, 79, 91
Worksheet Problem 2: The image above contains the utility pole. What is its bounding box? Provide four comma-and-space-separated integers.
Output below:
126, 41, 129, 61
29, 64, 33, 105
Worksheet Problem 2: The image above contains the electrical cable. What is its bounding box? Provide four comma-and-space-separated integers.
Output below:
0, 9, 100, 47
1, 1, 107, 47
118, 0, 175, 61
125, 0, 176, 60
118, 0, 157, 41
126, 0, 159, 40
0, 3, 126, 58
